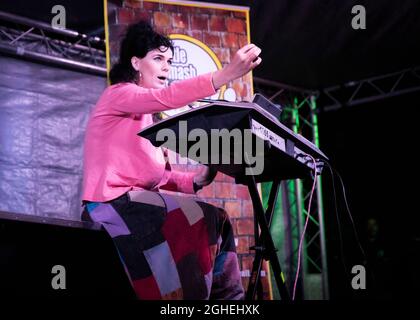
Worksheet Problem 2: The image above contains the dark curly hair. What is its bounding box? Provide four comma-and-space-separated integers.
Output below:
109, 21, 174, 85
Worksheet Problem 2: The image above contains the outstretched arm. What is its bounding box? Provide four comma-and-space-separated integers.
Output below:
106, 44, 262, 115
212, 43, 262, 89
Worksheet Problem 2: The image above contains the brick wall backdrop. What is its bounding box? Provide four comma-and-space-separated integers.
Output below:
107, 0, 271, 299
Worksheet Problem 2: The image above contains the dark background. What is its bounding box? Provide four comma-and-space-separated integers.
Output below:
320, 90, 420, 299
2, 0, 419, 88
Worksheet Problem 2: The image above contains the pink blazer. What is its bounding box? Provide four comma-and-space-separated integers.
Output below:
82, 73, 216, 202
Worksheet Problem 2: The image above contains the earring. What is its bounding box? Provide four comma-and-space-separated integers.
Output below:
137, 72, 142, 85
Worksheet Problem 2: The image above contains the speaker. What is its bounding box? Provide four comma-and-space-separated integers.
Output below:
0, 211, 136, 298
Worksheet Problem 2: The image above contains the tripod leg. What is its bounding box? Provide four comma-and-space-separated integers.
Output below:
246, 248, 264, 300
246, 176, 291, 301
246, 179, 281, 300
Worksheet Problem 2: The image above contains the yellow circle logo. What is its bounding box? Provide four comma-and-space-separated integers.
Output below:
169, 34, 225, 100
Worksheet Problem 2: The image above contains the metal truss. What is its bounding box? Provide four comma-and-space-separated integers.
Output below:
0, 11, 106, 76
321, 66, 420, 111
288, 95, 329, 300
255, 65, 420, 299
254, 77, 329, 300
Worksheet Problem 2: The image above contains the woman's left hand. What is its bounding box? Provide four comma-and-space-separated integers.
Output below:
193, 165, 218, 191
